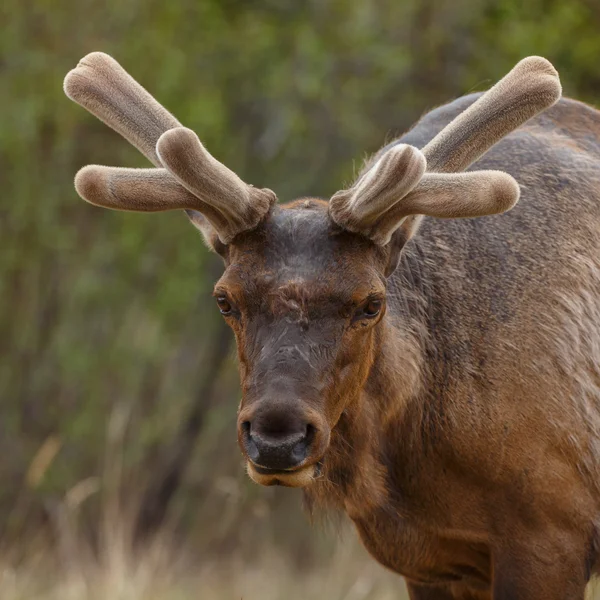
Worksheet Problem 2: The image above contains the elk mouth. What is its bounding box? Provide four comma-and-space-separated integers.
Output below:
247, 460, 323, 487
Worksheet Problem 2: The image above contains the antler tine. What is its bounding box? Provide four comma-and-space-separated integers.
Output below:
156, 127, 277, 243
74, 166, 244, 239
64, 52, 181, 166
423, 56, 561, 173
329, 144, 427, 234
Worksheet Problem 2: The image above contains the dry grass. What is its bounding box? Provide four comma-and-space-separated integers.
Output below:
0, 529, 407, 600
0, 406, 403, 599
3, 544, 600, 600
4, 525, 600, 600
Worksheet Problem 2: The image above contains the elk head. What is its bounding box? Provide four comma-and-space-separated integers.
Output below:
65, 53, 561, 487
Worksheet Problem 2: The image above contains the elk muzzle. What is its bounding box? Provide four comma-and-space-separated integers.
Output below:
238, 404, 329, 487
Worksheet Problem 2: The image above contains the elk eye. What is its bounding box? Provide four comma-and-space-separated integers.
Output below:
216, 296, 233, 315
363, 299, 382, 318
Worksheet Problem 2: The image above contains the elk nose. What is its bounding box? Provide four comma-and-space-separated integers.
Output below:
242, 420, 314, 471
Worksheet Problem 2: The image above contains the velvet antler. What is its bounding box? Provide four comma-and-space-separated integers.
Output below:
65, 52, 276, 244
330, 56, 562, 245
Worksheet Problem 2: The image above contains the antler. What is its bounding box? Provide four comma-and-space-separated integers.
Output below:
65, 52, 276, 244
330, 56, 562, 245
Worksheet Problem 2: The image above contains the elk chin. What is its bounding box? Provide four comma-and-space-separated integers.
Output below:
246, 462, 318, 488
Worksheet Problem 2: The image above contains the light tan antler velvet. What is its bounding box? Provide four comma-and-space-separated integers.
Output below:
156, 128, 276, 241
328, 144, 427, 235
422, 56, 561, 172
330, 56, 562, 245
65, 52, 276, 244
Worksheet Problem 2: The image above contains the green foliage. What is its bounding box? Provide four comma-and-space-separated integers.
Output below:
1, 0, 600, 556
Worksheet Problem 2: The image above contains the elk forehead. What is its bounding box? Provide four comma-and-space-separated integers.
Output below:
219, 199, 387, 306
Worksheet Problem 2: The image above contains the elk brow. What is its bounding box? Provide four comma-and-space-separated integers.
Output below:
351, 287, 386, 306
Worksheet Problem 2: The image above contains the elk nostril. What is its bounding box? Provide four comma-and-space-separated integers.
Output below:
291, 438, 308, 464
242, 421, 260, 463
290, 424, 316, 464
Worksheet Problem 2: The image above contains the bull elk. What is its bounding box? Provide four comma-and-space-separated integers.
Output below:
64, 53, 600, 598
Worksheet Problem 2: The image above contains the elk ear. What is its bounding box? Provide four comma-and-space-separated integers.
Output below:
185, 210, 228, 257
383, 216, 422, 277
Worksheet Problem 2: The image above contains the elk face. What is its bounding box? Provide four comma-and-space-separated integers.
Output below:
66, 53, 559, 488
215, 200, 389, 487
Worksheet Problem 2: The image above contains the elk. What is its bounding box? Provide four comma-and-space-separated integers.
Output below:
65, 53, 600, 599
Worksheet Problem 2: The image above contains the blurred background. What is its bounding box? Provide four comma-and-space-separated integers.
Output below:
2, 0, 600, 598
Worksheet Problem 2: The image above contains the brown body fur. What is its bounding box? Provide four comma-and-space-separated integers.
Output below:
301, 96, 600, 597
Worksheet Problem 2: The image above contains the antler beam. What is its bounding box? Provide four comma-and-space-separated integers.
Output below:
422, 56, 562, 173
